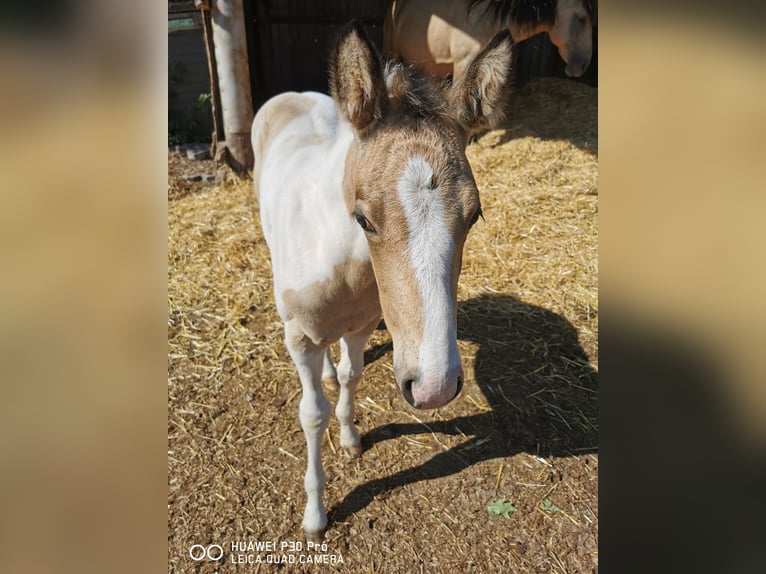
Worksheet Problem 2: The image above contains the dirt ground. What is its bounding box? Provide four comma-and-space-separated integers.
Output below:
168, 77, 598, 573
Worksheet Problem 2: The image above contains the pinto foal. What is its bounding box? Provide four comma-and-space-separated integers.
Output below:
252, 21, 513, 540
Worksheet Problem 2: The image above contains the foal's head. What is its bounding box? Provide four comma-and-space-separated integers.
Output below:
329, 22, 513, 409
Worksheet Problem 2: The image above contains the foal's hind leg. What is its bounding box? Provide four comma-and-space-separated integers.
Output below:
321, 348, 339, 390
335, 320, 378, 457
284, 321, 331, 541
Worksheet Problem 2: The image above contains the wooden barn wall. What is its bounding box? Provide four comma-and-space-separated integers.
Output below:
168, 13, 214, 136
245, 0, 390, 111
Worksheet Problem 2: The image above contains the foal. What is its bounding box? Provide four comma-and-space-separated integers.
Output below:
252, 21, 513, 540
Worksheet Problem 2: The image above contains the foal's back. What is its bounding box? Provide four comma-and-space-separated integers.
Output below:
252, 91, 347, 209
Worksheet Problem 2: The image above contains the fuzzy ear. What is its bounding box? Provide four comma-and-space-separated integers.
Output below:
448, 30, 514, 134
329, 20, 388, 135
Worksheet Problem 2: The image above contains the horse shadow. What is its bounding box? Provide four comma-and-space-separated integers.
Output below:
328, 293, 598, 525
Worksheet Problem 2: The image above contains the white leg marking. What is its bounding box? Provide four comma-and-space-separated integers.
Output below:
284, 321, 331, 538
335, 333, 369, 457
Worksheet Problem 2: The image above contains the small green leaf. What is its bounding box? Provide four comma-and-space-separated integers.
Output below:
541, 498, 561, 513
487, 499, 518, 518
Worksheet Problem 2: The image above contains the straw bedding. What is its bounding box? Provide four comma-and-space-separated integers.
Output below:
168, 76, 598, 573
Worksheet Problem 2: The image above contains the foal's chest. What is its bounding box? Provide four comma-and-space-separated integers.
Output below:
281, 258, 381, 345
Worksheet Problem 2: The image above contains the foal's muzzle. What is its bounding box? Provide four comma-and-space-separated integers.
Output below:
398, 372, 463, 410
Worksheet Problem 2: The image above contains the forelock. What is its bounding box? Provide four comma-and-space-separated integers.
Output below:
384, 62, 449, 121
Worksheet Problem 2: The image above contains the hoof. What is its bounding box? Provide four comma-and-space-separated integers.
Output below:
322, 376, 339, 391
304, 528, 326, 543
343, 443, 363, 458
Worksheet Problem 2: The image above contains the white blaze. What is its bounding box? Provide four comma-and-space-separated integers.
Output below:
396, 156, 461, 392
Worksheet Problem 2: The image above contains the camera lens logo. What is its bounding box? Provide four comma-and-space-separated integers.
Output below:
189, 544, 224, 561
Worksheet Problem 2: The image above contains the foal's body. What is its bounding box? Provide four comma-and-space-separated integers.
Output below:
254, 92, 380, 343
252, 22, 514, 540
253, 90, 380, 465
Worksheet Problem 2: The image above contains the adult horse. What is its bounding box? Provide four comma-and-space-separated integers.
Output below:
384, 0, 594, 81
251, 22, 513, 540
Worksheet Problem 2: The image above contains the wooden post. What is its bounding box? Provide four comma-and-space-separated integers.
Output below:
209, 0, 254, 174
195, 0, 224, 159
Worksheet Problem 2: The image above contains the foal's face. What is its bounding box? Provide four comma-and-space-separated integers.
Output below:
331, 22, 513, 409
550, 0, 593, 77
348, 121, 482, 409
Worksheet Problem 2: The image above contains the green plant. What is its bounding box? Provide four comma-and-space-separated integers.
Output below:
541, 498, 562, 513
487, 499, 518, 518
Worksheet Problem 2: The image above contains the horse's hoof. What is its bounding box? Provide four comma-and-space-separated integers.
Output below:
304, 528, 326, 543
322, 376, 339, 391
343, 443, 363, 458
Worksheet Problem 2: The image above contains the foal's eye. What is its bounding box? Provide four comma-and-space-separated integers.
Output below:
355, 213, 376, 234
469, 207, 483, 228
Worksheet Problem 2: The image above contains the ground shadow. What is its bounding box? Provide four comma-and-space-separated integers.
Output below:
328, 293, 598, 525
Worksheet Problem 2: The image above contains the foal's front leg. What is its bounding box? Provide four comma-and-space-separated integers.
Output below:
335, 334, 366, 457
284, 321, 331, 541
335, 320, 378, 457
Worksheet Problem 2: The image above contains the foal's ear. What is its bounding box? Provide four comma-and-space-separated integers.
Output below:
449, 30, 514, 134
329, 20, 388, 135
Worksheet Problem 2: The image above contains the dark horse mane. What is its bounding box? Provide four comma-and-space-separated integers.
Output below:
467, 0, 593, 27
384, 62, 450, 121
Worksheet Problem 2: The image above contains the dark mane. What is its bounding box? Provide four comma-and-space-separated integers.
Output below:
467, 0, 593, 27
384, 62, 449, 121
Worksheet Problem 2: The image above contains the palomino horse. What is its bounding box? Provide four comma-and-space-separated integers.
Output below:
385, 0, 594, 81
251, 21, 513, 540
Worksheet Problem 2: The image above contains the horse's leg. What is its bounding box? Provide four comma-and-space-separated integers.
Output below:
335, 319, 377, 457
284, 320, 331, 541
321, 348, 339, 390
